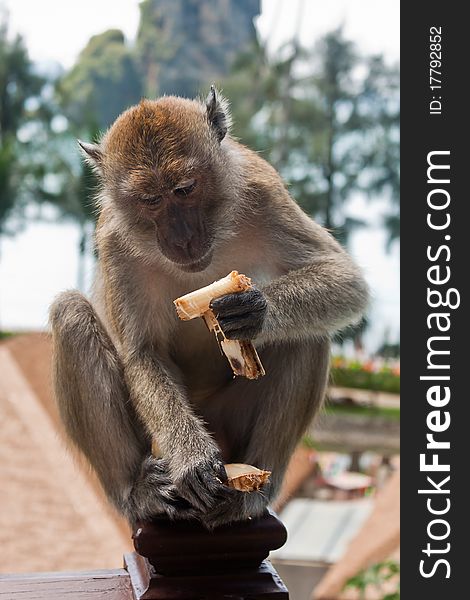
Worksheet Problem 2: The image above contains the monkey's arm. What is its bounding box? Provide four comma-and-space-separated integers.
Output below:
49, 291, 199, 523
212, 207, 369, 343
98, 244, 230, 513
123, 351, 229, 513
260, 249, 368, 342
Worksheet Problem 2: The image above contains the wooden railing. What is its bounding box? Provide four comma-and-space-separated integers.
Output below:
1, 511, 289, 599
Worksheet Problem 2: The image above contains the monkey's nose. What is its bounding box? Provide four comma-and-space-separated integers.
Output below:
173, 234, 193, 252
174, 235, 202, 262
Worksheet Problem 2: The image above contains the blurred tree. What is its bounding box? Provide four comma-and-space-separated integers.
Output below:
219, 39, 271, 149
55, 29, 142, 289
58, 29, 142, 131
0, 138, 15, 237
0, 17, 43, 236
55, 159, 97, 291
352, 54, 400, 248
376, 340, 400, 360
135, 0, 260, 98
29, 114, 102, 290
0, 15, 47, 328
223, 29, 399, 350
224, 29, 400, 247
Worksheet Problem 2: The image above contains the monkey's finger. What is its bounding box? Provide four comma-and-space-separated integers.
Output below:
201, 492, 246, 530
178, 479, 216, 512
211, 289, 266, 314
210, 289, 266, 318
165, 490, 194, 511
219, 313, 259, 330
218, 316, 263, 340
177, 460, 228, 512
213, 459, 229, 484
176, 472, 217, 512
223, 327, 261, 341
159, 493, 200, 522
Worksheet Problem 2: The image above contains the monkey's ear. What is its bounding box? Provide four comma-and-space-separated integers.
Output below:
206, 85, 231, 143
78, 140, 103, 171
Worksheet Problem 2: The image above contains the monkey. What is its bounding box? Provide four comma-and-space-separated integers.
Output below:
49, 87, 369, 529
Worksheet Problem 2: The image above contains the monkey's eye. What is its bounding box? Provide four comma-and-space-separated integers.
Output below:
141, 195, 163, 207
174, 179, 196, 197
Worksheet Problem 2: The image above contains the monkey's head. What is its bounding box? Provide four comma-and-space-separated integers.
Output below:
80, 88, 234, 272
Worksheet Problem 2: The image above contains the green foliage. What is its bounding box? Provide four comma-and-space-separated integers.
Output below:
345, 560, 400, 599
331, 367, 400, 394
58, 29, 142, 131
0, 17, 45, 235
301, 435, 318, 449
324, 404, 400, 421
331, 357, 400, 394
223, 29, 400, 247
219, 39, 270, 149
0, 20, 43, 139
135, 0, 260, 98
53, 28, 144, 287
376, 341, 400, 360
0, 138, 15, 233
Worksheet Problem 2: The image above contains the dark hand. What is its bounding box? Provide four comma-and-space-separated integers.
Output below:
201, 487, 268, 529
172, 451, 229, 514
129, 456, 198, 522
210, 288, 268, 340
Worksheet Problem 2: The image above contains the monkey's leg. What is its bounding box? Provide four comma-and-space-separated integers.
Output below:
50, 291, 195, 524
200, 338, 330, 528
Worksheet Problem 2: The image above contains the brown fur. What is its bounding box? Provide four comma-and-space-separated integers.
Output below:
51, 90, 369, 527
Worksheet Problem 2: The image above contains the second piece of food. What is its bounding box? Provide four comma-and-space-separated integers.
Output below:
174, 271, 265, 379
225, 463, 271, 492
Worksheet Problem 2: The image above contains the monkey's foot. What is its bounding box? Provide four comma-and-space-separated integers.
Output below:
127, 456, 198, 522
172, 454, 229, 514
200, 487, 269, 530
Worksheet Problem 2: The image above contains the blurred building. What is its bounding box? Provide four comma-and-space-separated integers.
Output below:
271, 469, 399, 600
0, 334, 131, 573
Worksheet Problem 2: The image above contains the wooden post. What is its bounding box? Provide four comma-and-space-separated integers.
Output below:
124, 509, 289, 599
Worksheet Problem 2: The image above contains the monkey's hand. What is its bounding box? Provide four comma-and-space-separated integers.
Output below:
210, 288, 267, 340
200, 486, 268, 529
170, 447, 229, 514
127, 457, 198, 522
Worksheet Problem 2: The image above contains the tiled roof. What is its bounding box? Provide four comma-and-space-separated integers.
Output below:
0, 334, 132, 573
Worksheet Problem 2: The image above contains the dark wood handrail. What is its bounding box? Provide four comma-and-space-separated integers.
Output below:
125, 509, 289, 599
0, 512, 289, 598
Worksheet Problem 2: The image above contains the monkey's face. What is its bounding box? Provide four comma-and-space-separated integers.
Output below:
83, 94, 232, 272
122, 164, 218, 273
153, 185, 214, 273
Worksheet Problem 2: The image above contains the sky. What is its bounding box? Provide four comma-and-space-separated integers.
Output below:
0, 0, 400, 352
2, 0, 400, 67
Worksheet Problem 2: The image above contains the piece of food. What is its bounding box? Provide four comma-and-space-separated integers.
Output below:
174, 271, 266, 379
174, 271, 252, 320
202, 310, 265, 379
224, 463, 271, 492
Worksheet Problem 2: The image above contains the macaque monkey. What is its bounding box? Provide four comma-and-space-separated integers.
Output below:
50, 87, 368, 528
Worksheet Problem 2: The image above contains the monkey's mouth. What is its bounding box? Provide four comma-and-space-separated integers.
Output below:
155, 221, 214, 272
177, 248, 214, 273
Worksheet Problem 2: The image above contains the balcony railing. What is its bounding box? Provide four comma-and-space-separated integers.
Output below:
1, 510, 289, 599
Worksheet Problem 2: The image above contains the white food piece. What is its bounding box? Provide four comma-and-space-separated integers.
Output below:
174, 271, 266, 379
174, 271, 252, 321
225, 463, 271, 492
